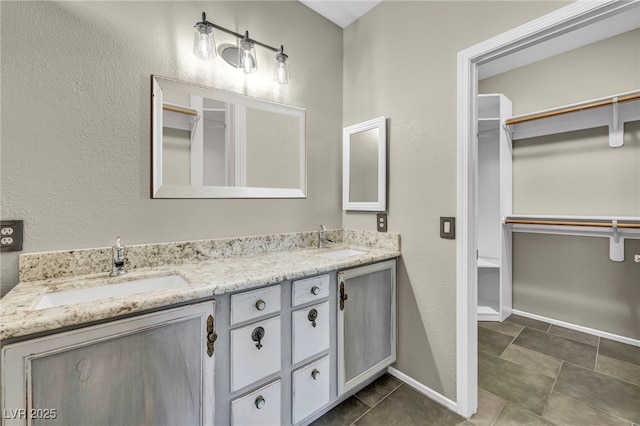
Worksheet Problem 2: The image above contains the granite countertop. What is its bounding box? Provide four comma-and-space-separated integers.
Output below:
1, 230, 400, 342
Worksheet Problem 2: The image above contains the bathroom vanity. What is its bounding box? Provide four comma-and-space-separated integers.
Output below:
0, 230, 399, 426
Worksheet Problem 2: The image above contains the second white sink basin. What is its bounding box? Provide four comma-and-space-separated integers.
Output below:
33, 274, 188, 311
316, 249, 368, 259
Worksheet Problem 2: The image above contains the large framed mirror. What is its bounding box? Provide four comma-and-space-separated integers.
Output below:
342, 116, 387, 211
151, 75, 306, 198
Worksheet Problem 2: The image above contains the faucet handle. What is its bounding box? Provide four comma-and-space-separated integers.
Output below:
320, 225, 327, 232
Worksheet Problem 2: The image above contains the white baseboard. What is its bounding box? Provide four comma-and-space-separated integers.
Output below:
513, 309, 640, 347
387, 367, 458, 413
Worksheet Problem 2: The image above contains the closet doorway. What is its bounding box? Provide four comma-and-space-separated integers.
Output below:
456, 0, 640, 418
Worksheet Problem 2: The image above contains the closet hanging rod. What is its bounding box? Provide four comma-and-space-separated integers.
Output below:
504, 219, 640, 229
162, 104, 198, 116
505, 93, 640, 126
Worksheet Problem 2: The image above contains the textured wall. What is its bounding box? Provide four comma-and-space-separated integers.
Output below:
342, 0, 569, 401
0, 1, 343, 295
480, 29, 640, 339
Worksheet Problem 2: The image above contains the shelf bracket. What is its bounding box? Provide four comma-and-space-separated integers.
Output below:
609, 220, 624, 262
609, 97, 624, 148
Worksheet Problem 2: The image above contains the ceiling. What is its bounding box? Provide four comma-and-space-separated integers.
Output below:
299, 0, 381, 28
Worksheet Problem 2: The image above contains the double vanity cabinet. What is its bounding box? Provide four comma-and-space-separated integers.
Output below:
1, 258, 397, 426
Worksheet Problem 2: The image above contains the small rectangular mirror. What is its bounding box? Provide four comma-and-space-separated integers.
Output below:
152, 75, 306, 198
343, 116, 387, 211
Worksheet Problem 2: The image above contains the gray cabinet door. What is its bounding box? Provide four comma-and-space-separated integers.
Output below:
337, 259, 396, 395
2, 301, 215, 426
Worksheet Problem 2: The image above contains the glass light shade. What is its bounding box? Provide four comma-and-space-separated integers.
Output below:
274, 53, 290, 84
194, 23, 215, 60
238, 38, 257, 73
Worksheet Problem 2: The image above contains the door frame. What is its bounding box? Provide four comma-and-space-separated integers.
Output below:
455, 0, 640, 417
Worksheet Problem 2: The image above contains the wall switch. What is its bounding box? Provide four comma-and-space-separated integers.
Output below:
440, 217, 455, 239
1, 220, 23, 252
377, 214, 388, 232
635, 254, 640, 263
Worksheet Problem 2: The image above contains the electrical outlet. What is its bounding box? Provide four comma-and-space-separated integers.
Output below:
377, 214, 388, 232
0, 220, 23, 252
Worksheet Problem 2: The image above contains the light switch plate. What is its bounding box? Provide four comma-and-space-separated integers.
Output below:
440, 217, 455, 239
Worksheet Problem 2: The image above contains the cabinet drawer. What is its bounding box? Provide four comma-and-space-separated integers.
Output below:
292, 274, 329, 307
292, 301, 330, 364
231, 285, 281, 325
231, 379, 281, 426
230, 316, 281, 392
292, 356, 330, 424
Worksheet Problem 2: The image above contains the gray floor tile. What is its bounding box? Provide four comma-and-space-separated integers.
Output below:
355, 374, 402, 408
479, 320, 524, 337
554, 362, 640, 424
596, 354, 640, 386
500, 344, 562, 378
543, 392, 631, 426
493, 403, 555, 426
599, 338, 640, 366
469, 388, 504, 426
548, 325, 599, 346
513, 327, 597, 369
505, 314, 551, 332
478, 326, 514, 356
311, 396, 369, 426
478, 351, 555, 416
355, 385, 465, 426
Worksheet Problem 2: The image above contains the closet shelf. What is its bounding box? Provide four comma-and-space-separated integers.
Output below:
505, 89, 640, 147
504, 214, 640, 262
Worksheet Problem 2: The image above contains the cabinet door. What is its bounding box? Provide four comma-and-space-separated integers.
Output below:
230, 316, 281, 392
292, 301, 330, 364
337, 260, 396, 395
2, 301, 215, 426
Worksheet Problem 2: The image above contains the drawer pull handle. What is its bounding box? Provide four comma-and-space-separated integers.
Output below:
311, 368, 320, 380
255, 395, 266, 409
251, 326, 265, 350
255, 299, 266, 311
308, 308, 318, 328
311, 285, 320, 295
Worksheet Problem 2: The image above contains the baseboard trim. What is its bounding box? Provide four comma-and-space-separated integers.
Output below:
513, 309, 640, 348
387, 367, 458, 413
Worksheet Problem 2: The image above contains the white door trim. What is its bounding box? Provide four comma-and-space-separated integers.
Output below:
456, 0, 639, 417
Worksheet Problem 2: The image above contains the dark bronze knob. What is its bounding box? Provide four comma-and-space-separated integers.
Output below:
308, 308, 318, 328
251, 326, 265, 349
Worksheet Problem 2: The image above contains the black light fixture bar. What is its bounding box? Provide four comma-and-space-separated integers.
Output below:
197, 12, 280, 53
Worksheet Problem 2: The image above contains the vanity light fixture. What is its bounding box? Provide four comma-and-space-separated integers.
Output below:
193, 12, 290, 84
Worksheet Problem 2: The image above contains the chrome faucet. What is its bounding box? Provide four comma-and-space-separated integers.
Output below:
110, 237, 127, 276
318, 225, 333, 249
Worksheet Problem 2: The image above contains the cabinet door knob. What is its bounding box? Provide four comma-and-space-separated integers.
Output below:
311, 368, 320, 380
255, 299, 266, 311
311, 285, 320, 295
307, 308, 318, 328
255, 395, 266, 409
251, 326, 265, 350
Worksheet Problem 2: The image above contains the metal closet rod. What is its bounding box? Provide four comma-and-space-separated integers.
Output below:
505, 218, 640, 229
163, 104, 198, 116
505, 92, 640, 126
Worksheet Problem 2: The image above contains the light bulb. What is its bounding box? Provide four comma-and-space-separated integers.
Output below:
193, 19, 215, 60
274, 51, 290, 84
238, 33, 257, 73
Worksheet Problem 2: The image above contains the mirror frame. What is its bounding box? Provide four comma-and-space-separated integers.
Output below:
342, 116, 387, 211
151, 75, 307, 199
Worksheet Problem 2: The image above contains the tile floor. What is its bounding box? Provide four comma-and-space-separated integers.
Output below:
312, 315, 640, 425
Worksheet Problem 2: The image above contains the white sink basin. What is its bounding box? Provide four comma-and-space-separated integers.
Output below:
316, 249, 368, 259
33, 274, 188, 310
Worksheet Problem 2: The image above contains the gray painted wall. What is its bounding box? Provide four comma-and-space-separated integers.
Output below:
0, 1, 343, 295
480, 29, 640, 339
342, 0, 570, 401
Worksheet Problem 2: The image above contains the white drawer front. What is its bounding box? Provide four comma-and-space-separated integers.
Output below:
292, 274, 330, 307
292, 356, 330, 424
231, 285, 281, 325
231, 316, 281, 392
292, 301, 330, 364
231, 379, 281, 426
